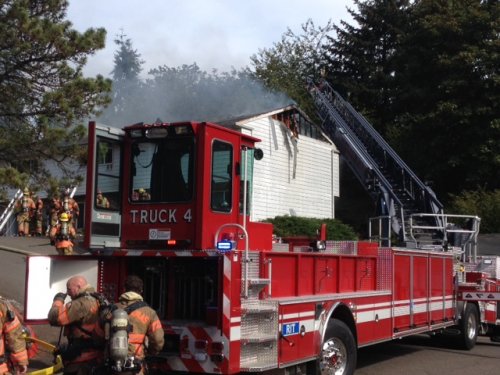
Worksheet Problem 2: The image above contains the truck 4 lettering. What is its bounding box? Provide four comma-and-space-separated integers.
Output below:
130, 208, 192, 224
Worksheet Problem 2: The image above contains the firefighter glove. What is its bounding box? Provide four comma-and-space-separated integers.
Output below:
53, 292, 67, 302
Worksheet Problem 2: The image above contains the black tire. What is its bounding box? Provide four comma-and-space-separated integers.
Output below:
309, 319, 357, 375
459, 303, 479, 350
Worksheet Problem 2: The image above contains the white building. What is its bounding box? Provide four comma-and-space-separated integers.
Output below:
219, 105, 339, 221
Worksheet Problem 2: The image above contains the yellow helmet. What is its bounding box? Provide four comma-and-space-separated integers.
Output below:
138, 188, 145, 194
23, 187, 30, 195
60, 212, 69, 222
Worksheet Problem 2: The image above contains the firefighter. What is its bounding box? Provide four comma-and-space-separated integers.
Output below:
49, 212, 75, 255
109, 275, 164, 374
0, 297, 28, 374
48, 275, 105, 375
48, 195, 62, 234
137, 188, 151, 201
95, 191, 110, 209
61, 189, 80, 234
16, 188, 35, 237
32, 195, 44, 237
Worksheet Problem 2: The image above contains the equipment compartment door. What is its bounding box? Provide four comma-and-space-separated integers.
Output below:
83, 122, 124, 250
24, 255, 99, 323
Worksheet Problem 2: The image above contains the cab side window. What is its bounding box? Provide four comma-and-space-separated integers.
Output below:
211, 140, 233, 212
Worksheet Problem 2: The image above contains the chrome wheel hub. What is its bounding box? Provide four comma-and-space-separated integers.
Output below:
320, 337, 348, 375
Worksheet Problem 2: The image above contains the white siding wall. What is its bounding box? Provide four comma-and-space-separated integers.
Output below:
240, 116, 339, 221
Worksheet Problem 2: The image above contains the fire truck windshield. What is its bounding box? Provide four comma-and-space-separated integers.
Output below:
131, 136, 194, 202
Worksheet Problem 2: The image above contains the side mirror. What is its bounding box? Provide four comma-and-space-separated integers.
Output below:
254, 148, 263, 160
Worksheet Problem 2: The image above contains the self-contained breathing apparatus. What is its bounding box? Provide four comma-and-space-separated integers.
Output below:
104, 302, 148, 374
58, 212, 70, 240
22, 196, 30, 213
53, 212, 74, 255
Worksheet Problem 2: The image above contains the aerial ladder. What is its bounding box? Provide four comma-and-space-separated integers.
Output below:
308, 79, 445, 246
0, 189, 23, 234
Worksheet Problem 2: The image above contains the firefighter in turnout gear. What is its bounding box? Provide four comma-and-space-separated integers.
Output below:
15, 188, 35, 237
62, 189, 80, 232
0, 297, 28, 374
96, 191, 110, 209
33, 195, 44, 237
48, 276, 105, 375
49, 212, 75, 255
49, 195, 62, 229
108, 275, 164, 374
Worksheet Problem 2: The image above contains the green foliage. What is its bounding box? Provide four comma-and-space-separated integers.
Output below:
250, 19, 336, 117
0, 0, 112, 193
391, 0, 500, 196
325, 0, 410, 134
263, 215, 358, 241
448, 189, 500, 234
323, 0, 499, 198
112, 33, 144, 82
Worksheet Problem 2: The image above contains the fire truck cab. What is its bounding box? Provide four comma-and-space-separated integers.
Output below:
84, 120, 272, 253
24, 119, 500, 375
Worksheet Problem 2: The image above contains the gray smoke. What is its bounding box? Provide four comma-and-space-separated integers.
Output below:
98, 63, 292, 127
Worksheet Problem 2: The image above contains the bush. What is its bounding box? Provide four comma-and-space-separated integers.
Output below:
448, 189, 500, 233
263, 215, 358, 240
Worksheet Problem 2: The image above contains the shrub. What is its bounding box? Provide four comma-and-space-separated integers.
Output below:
263, 215, 358, 240
448, 189, 500, 233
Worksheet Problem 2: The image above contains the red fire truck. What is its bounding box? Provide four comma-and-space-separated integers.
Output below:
24, 83, 500, 375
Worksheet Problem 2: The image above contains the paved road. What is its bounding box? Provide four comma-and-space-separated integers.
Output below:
1, 236, 499, 374
356, 335, 499, 375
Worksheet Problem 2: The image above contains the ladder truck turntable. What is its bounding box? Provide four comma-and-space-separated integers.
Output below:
23, 81, 500, 375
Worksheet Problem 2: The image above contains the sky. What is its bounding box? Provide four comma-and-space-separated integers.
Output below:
67, 0, 355, 78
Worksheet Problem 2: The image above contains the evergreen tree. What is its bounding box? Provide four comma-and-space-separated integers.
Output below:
0, 0, 111, 194
392, 0, 499, 196
323, 0, 499, 199
99, 33, 146, 126
325, 0, 410, 134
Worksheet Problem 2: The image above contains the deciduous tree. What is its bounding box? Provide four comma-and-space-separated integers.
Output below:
250, 19, 335, 115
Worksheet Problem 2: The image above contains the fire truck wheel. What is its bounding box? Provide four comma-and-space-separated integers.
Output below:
459, 303, 479, 350
312, 319, 357, 375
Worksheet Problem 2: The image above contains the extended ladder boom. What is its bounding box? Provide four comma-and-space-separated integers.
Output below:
308, 79, 444, 244
0, 189, 23, 233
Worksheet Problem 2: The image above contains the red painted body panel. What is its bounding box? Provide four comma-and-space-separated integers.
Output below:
279, 303, 316, 365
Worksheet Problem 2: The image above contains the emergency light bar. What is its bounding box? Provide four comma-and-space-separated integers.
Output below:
145, 128, 168, 138
217, 240, 233, 251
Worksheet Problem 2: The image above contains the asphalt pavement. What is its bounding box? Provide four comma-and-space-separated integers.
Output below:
0, 234, 86, 256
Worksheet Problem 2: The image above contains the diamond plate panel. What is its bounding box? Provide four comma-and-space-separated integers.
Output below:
325, 241, 358, 255
377, 247, 393, 290
465, 256, 500, 279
